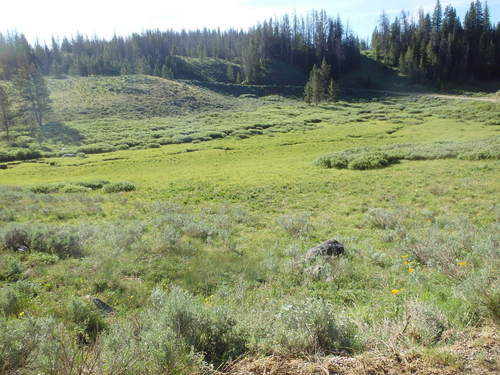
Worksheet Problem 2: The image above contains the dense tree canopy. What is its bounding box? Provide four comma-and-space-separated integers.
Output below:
0, 11, 360, 84
371, 0, 500, 83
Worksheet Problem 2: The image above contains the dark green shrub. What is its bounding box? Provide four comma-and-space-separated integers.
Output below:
2, 225, 83, 258
314, 155, 333, 168
103, 182, 136, 193
3, 228, 29, 250
205, 131, 225, 139
0, 288, 22, 316
75, 180, 110, 190
348, 152, 397, 170
115, 143, 130, 150
77, 143, 116, 154
29, 227, 83, 258
67, 299, 108, 342
14, 149, 42, 161
158, 137, 173, 145
172, 135, 193, 144
0, 149, 42, 163
29, 183, 66, 193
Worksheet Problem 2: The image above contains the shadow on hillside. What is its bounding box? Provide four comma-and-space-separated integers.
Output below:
184, 80, 304, 98
41, 122, 84, 145
342, 54, 427, 96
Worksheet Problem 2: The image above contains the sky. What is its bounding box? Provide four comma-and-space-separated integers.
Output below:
1, 0, 499, 43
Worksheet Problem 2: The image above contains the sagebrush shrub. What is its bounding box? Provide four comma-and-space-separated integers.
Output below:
148, 287, 246, 364
1, 225, 83, 258
245, 297, 358, 355
365, 208, 405, 230
277, 213, 313, 238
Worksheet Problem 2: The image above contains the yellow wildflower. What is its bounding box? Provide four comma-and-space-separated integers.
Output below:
408, 268, 415, 273
400, 255, 409, 259
457, 261, 467, 267
18, 312, 25, 317
403, 260, 411, 265
391, 289, 401, 295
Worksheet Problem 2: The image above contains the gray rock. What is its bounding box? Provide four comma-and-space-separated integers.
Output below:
306, 239, 344, 259
86, 296, 115, 314
62, 153, 76, 158
17, 245, 28, 252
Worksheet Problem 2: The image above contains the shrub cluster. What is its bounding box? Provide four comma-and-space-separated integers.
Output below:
103, 181, 136, 193
29, 180, 137, 194
0, 149, 42, 163
0, 224, 83, 258
315, 136, 500, 170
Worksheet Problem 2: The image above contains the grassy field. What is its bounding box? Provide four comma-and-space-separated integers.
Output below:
0, 78, 499, 374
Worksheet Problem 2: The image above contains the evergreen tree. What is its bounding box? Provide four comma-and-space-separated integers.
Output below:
0, 83, 13, 140
304, 81, 313, 104
226, 64, 235, 82
14, 64, 51, 133
327, 79, 338, 102
319, 57, 332, 97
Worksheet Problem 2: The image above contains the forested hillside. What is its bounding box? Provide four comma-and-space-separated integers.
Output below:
0, 10, 360, 84
372, 0, 500, 83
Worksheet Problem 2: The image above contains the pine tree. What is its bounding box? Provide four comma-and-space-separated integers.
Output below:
304, 64, 330, 105
0, 83, 13, 140
327, 79, 338, 102
319, 57, 332, 98
304, 81, 313, 104
14, 64, 51, 133
226, 64, 235, 82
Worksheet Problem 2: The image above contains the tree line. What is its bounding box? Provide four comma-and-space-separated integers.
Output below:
371, 0, 500, 83
0, 10, 360, 85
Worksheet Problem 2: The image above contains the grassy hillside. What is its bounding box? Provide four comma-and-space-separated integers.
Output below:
48, 74, 235, 121
0, 87, 499, 374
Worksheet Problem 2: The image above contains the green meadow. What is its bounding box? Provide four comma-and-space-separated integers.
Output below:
0, 80, 499, 374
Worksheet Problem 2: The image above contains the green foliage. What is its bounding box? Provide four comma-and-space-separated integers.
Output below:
1, 224, 83, 258
66, 299, 108, 342
245, 298, 359, 355
77, 143, 117, 154
74, 180, 110, 190
148, 287, 246, 364
0, 91, 498, 373
0, 288, 22, 316
316, 137, 500, 170
0, 149, 41, 162
0, 317, 59, 373
103, 181, 136, 193
348, 152, 396, 170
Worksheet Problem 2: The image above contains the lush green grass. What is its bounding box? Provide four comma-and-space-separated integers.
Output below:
0, 83, 499, 373
1, 77, 498, 163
